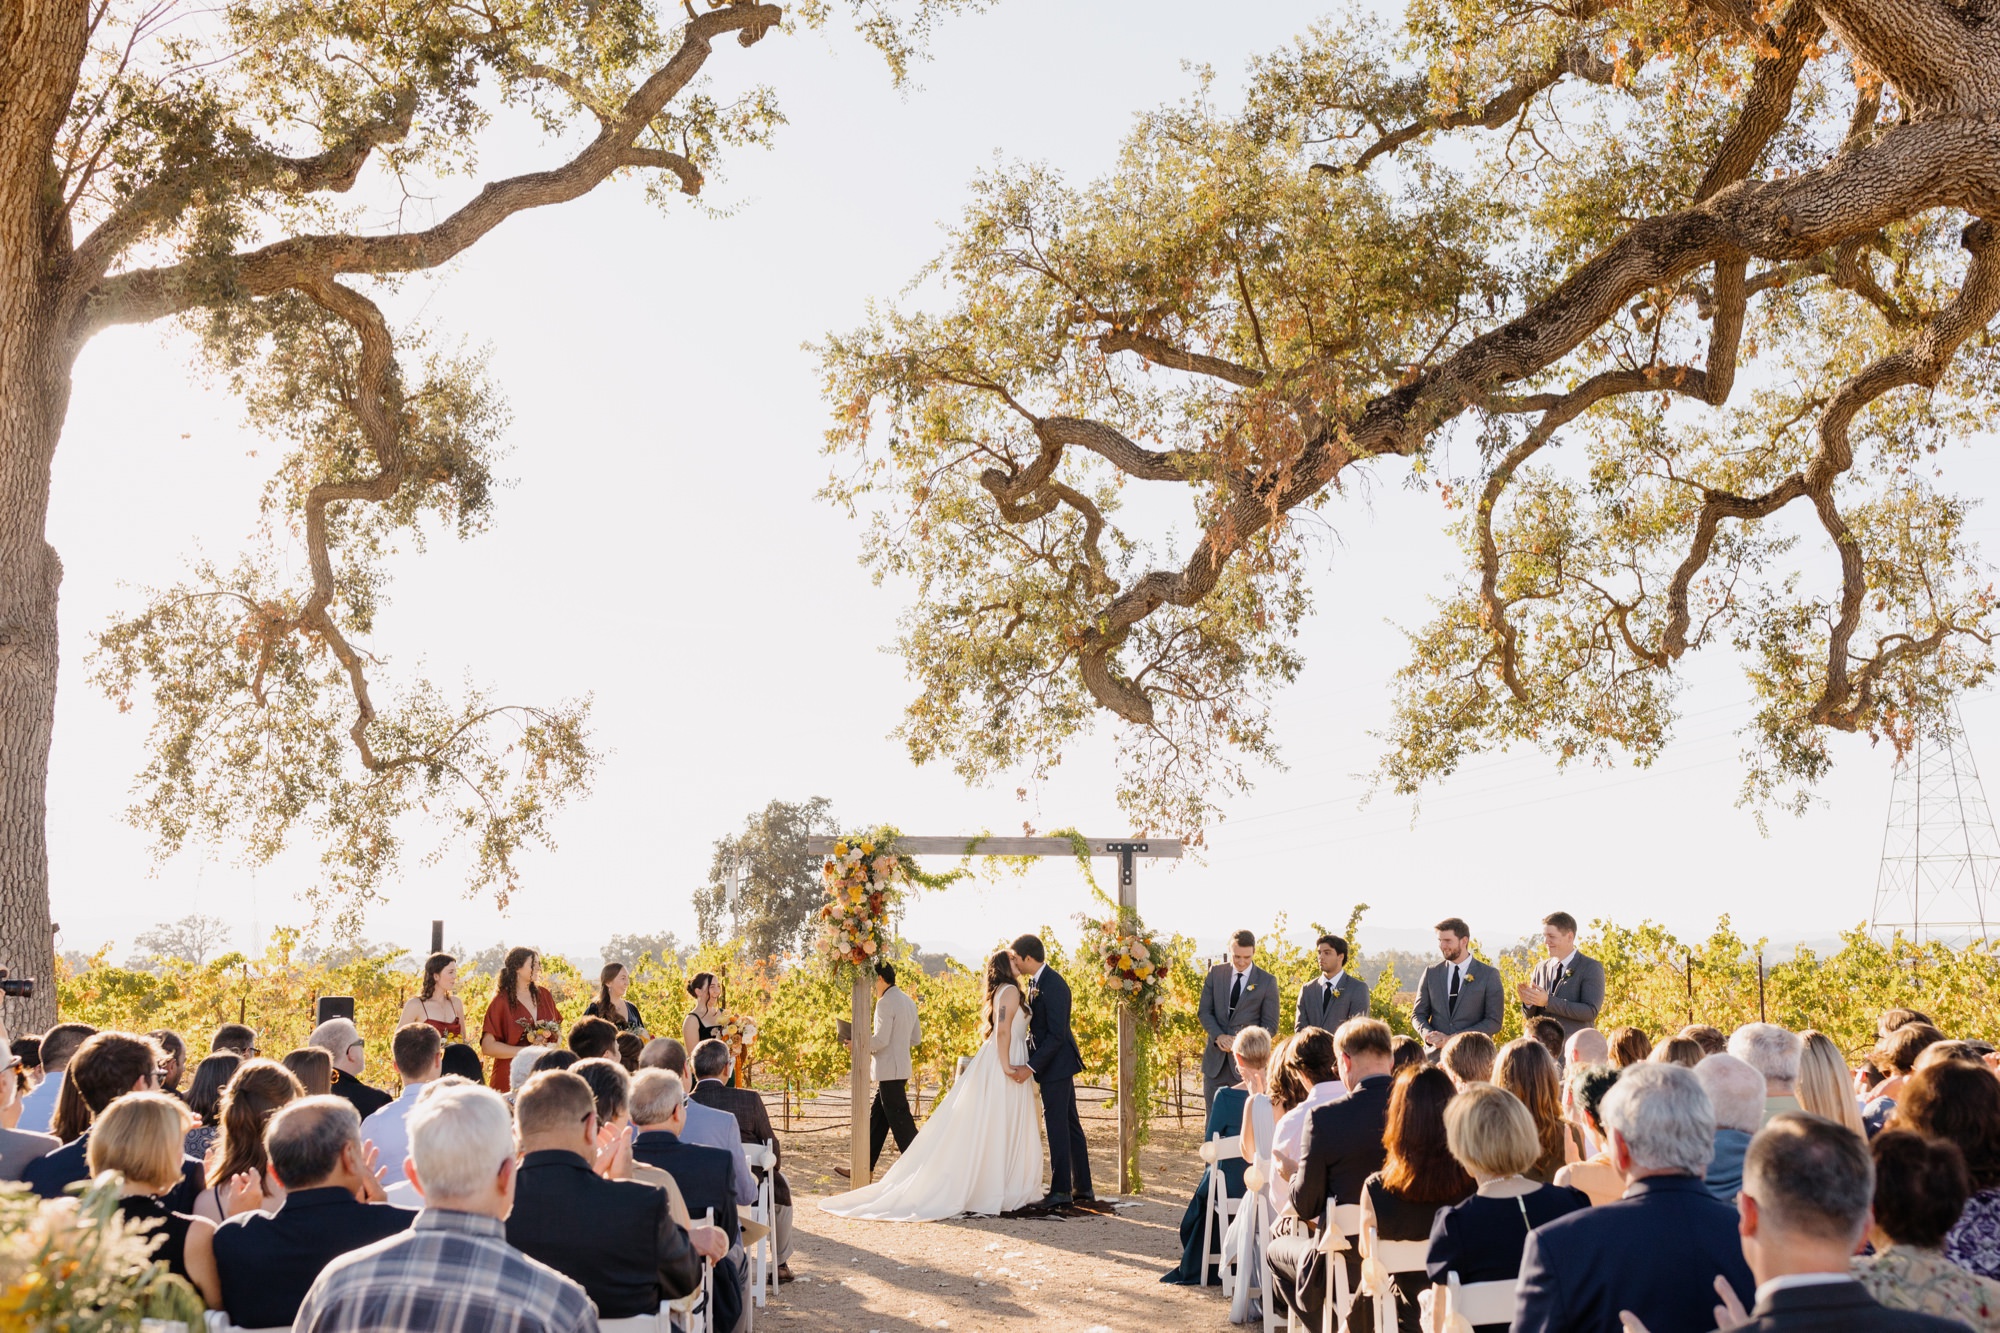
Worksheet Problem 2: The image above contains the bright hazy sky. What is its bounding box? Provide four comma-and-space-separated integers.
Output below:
44, 0, 2000, 969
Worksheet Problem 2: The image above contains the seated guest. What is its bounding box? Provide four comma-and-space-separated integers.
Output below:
1441, 1031, 1496, 1089
283, 1046, 333, 1096
16, 1022, 94, 1134
1163, 1025, 1265, 1285
293, 1083, 596, 1333
0, 1047, 57, 1181
1527, 1017, 1566, 1070
1918, 1040, 1990, 1071
1881, 1008, 1937, 1039
1494, 1037, 1568, 1183
648, 1039, 755, 1207
1265, 1017, 1396, 1333
362, 1023, 444, 1195
182, 1052, 240, 1162
1428, 1083, 1589, 1333
1649, 1036, 1703, 1068
570, 1058, 682, 1211
440, 1042, 485, 1084
535, 1050, 580, 1074
566, 1016, 620, 1062
149, 1030, 188, 1099
1730, 1021, 1806, 1124
1869, 1023, 1947, 1135
1607, 1025, 1651, 1069
1679, 1023, 1728, 1057
1854, 1130, 2000, 1330
210, 1024, 258, 1058
1270, 1026, 1346, 1190
1717, 1114, 1966, 1332
192, 1059, 305, 1222
1797, 1029, 1867, 1138
187, 1096, 412, 1327
25, 1032, 203, 1206
690, 1038, 793, 1281
310, 1018, 392, 1119
508, 1069, 720, 1319
615, 1032, 644, 1072
1391, 1035, 1426, 1074
510, 1045, 549, 1092
631, 1069, 747, 1333
1892, 1060, 2000, 1280
1693, 1052, 1766, 1203
87, 1091, 215, 1283
1553, 1064, 1623, 1206
1563, 1027, 1610, 1067
1513, 1062, 1752, 1333
1359, 1065, 1473, 1333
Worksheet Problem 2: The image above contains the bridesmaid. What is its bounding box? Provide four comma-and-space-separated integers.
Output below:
399, 953, 467, 1039
585, 963, 648, 1035
682, 972, 725, 1051
479, 947, 559, 1094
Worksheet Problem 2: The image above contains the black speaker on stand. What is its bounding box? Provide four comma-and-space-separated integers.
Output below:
315, 996, 355, 1027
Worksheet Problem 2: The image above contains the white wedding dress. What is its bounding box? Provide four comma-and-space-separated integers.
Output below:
820, 983, 1043, 1220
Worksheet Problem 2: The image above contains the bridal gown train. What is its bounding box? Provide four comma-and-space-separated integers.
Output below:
820, 985, 1043, 1220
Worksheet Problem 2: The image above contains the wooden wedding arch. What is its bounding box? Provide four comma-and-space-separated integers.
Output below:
803, 835, 1182, 1194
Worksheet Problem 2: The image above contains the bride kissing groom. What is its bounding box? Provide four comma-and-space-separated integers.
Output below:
819, 934, 1093, 1221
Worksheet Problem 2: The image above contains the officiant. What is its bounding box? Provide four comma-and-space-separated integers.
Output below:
835, 963, 921, 1182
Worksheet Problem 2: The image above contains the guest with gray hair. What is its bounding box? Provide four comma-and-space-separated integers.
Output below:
1694, 1052, 1768, 1203
1730, 1022, 1806, 1125
294, 1083, 597, 1333
309, 1017, 392, 1120
1513, 1063, 1752, 1333
184, 1096, 412, 1329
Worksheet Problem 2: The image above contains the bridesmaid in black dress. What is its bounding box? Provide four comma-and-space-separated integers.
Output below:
682, 971, 726, 1051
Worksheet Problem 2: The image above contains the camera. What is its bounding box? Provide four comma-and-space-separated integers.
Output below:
0, 967, 33, 999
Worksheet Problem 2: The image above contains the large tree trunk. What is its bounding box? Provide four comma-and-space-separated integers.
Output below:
0, 2, 86, 1033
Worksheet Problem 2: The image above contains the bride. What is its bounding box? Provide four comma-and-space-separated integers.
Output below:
820, 951, 1043, 1220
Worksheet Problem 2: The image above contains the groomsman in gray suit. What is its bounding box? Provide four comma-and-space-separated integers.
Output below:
1412, 917, 1504, 1051
1517, 910, 1605, 1043
1295, 933, 1370, 1034
1199, 930, 1280, 1109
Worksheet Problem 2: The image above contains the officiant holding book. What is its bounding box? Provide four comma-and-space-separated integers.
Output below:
835, 962, 922, 1181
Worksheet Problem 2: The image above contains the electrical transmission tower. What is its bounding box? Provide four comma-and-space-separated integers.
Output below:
1870, 700, 1999, 945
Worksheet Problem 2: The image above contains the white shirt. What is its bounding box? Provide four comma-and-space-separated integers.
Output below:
16, 1071, 61, 1136
1319, 971, 1347, 992
1272, 1078, 1348, 1172
1027, 963, 1047, 991
1551, 949, 1577, 973
1754, 1273, 1856, 1306
360, 1081, 428, 1182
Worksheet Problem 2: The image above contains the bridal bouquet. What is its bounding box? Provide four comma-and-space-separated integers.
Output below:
1079, 912, 1170, 1016
817, 832, 906, 972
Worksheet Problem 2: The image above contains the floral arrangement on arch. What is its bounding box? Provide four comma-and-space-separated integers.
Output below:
817, 832, 906, 972
1079, 911, 1170, 1016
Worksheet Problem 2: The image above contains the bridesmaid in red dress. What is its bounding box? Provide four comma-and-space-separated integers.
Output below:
399, 953, 467, 1040
479, 947, 559, 1093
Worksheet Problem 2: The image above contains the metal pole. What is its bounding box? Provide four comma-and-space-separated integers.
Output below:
1757, 951, 1767, 1023
1685, 948, 1694, 1027
430, 920, 444, 955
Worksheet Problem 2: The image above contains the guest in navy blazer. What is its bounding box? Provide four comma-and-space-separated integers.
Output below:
631, 1069, 747, 1333
187, 1097, 412, 1327
1266, 1017, 1398, 1331
1514, 1062, 1753, 1333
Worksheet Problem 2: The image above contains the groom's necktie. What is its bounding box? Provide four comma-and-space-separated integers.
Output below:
1229, 971, 1244, 1011
1447, 963, 1461, 1015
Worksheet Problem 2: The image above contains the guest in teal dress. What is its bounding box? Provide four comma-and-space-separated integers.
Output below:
1163, 1025, 1273, 1284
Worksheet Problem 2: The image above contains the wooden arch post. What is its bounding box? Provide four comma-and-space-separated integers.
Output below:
808, 834, 1182, 1195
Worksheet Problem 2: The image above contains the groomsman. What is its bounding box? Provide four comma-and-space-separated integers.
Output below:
1198, 930, 1280, 1109
1517, 911, 1606, 1043
1412, 917, 1504, 1051
1295, 933, 1370, 1034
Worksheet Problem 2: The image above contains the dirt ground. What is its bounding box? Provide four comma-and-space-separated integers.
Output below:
758, 1085, 1228, 1333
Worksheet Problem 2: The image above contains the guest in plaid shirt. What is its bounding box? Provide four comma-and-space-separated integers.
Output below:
295, 1082, 599, 1333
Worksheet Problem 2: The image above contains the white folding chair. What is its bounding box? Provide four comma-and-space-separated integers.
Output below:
1428, 1271, 1518, 1332
1199, 1132, 1244, 1290
743, 1141, 777, 1307
1319, 1202, 1363, 1333
1360, 1221, 1433, 1333
201, 1313, 290, 1333
667, 1209, 717, 1333
1259, 1196, 1292, 1333
601, 1314, 665, 1332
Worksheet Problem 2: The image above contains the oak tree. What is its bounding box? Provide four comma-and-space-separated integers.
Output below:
826, 0, 2000, 838
0, 0, 963, 1027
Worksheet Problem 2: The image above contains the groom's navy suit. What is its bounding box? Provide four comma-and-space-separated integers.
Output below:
1025, 964, 1093, 1199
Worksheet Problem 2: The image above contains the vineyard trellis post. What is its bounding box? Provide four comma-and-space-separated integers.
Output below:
807, 835, 1182, 1193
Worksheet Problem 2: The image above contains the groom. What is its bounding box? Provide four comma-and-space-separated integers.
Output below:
1009, 934, 1093, 1208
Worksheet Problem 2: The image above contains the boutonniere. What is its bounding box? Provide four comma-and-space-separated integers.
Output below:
1245, 983, 1257, 994
1463, 965, 1476, 981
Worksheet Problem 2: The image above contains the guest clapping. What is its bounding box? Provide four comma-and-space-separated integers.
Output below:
1427, 1083, 1588, 1333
